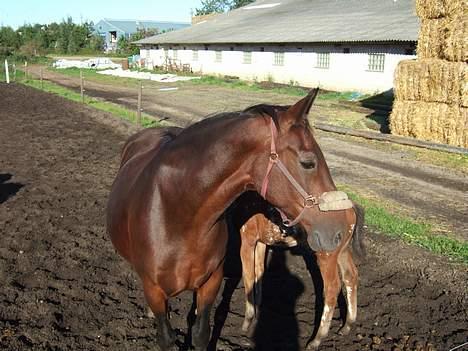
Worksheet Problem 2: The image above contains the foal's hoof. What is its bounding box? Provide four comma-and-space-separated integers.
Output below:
156, 343, 177, 351
306, 339, 321, 350
338, 324, 352, 336
241, 318, 258, 339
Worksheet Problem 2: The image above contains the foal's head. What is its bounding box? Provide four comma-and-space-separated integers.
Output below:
249, 89, 355, 252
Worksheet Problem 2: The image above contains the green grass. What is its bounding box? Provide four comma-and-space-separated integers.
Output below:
51, 66, 370, 100
339, 185, 468, 264
21, 77, 160, 128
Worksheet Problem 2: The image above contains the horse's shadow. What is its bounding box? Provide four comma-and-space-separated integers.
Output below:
0, 173, 24, 204
205, 235, 326, 351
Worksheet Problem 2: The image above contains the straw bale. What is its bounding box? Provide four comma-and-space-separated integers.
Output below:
417, 19, 447, 59
416, 0, 467, 19
390, 100, 467, 148
444, 14, 468, 62
394, 59, 467, 106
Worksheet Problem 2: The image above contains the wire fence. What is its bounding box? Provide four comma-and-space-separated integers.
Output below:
1, 60, 154, 127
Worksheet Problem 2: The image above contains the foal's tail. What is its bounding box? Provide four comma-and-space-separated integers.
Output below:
351, 203, 366, 260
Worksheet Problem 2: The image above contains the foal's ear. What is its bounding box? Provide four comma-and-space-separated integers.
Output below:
284, 88, 319, 124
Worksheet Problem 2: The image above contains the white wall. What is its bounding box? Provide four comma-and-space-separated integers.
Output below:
140, 43, 416, 93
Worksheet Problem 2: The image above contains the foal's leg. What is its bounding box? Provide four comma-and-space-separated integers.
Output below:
240, 237, 258, 334
143, 279, 176, 351
337, 248, 358, 336
192, 262, 224, 350
253, 241, 267, 319
307, 252, 340, 350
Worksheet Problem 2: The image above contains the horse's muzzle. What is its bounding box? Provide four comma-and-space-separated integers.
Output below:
308, 230, 343, 252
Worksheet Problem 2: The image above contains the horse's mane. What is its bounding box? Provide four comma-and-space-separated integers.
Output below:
185, 103, 290, 132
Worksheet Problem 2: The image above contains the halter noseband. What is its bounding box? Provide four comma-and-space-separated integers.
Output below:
260, 118, 352, 227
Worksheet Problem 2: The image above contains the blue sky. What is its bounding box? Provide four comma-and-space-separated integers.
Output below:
0, 0, 202, 28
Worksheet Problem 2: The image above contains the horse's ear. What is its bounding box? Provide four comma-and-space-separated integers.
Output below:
284, 88, 319, 123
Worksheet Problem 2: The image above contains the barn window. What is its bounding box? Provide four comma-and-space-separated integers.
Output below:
368, 53, 385, 72
215, 50, 222, 63
274, 52, 284, 66
316, 52, 330, 69
243, 51, 252, 64
192, 50, 199, 61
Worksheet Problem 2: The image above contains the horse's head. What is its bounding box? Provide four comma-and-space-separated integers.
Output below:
252, 89, 355, 252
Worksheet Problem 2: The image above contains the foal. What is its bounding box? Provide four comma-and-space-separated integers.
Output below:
233, 193, 365, 349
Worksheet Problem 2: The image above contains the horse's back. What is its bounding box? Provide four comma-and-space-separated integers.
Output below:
120, 126, 183, 168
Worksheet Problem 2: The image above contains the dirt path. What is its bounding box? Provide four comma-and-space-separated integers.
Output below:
27, 66, 468, 242
0, 84, 467, 351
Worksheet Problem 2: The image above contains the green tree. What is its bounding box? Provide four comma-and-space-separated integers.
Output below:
195, 0, 254, 14
88, 34, 104, 52
195, 0, 230, 15
231, 0, 254, 9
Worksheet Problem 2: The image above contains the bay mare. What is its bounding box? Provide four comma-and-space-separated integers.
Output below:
107, 90, 356, 350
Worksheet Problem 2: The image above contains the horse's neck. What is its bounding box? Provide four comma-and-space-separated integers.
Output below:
159, 117, 265, 226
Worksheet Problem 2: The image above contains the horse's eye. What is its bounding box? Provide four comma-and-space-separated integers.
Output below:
300, 160, 316, 170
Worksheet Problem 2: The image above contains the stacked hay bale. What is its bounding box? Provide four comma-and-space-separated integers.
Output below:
390, 0, 467, 148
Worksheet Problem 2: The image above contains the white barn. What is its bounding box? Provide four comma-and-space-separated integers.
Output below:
136, 0, 419, 93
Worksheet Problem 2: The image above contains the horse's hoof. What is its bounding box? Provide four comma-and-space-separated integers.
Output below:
338, 324, 351, 336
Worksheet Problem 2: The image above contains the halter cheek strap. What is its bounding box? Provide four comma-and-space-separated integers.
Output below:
260, 118, 352, 227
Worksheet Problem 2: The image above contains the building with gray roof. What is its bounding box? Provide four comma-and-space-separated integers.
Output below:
94, 19, 189, 52
136, 0, 420, 93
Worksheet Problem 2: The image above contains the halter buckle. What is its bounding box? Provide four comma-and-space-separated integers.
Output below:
304, 196, 318, 208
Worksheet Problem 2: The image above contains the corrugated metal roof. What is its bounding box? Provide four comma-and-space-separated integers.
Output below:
96, 19, 190, 35
136, 0, 419, 45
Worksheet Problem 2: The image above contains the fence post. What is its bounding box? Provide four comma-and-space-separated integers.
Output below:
24, 61, 28, 80
40, 68, 43, 89
13, 64, 16, 82
5, 59, 10, 84
80, 70, 84, 103
137, 80, 142, 126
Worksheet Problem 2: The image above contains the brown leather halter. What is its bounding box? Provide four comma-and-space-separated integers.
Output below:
260, 118, 352, 227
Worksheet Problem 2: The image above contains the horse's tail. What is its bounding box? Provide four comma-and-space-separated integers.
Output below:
351, 202, 366, 260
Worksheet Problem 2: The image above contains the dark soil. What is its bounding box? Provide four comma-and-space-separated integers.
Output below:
0, 84, 466, 351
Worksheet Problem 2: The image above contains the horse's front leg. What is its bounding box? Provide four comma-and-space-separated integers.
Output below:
192, 262, 224, 351
307, 252, 340, 350
142, 279, 176, 351
337, 247, 358, 336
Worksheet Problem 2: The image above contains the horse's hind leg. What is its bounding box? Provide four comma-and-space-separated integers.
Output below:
337, 248, 358, 336
192, 262, 224, 350
143, 279, 176, 351
307, 252, 340, 350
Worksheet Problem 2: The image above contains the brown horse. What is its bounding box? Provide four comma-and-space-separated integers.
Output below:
107, 89, 356, 350
233, 193, 365, 349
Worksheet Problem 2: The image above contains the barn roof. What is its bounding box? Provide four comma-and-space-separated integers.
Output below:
136, 0, 419, 45
95, 19, 189, 35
